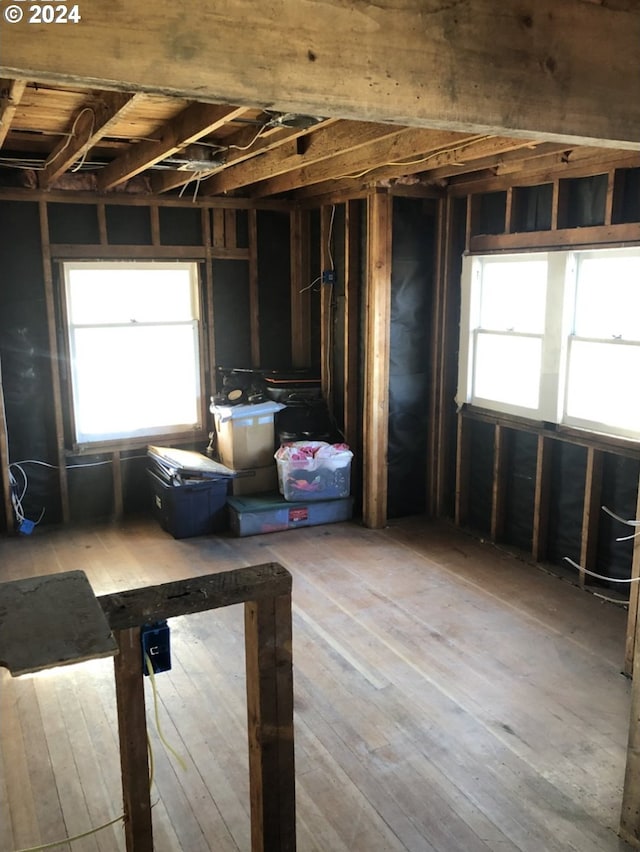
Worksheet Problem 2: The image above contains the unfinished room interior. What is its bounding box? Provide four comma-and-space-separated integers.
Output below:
2, 2, 640, 850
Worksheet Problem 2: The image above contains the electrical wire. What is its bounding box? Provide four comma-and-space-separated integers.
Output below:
14, 814, 125, 852
299, 275, 321, 294
144, 653, 187, 772
563, 557, 640, 583
602, 505, 640, 527
336, 138, 489, 181
225, 123, 267, 152
45, 107, 96, 170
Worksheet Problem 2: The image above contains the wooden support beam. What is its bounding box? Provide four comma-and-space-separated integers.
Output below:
625, 475, 640, 677
532, 434, 553, 563
621, 596, 640, 848
4, 2, 640, 148
491, 424, 510, 542
244, 593, 296, 852
202, 208, 217, 383
113, 627, 153, 852
579, 447, 604, 588
362, 190, 392, 530
39, 92, 145, 188
343, 199, 361, 448
455, 412, 471, 527
97, 103, 248, 191
0, 79, 27, 148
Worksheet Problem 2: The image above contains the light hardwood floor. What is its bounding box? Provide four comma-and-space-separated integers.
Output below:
0, 515, 634, 852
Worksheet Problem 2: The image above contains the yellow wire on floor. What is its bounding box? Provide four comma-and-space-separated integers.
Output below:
12, 654, 184, 851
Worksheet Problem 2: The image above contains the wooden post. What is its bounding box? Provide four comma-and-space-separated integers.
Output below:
455, 412, 471, 527
580, 447, 604, 588
532, 434, 553, 563
290, 208, 311, 369
244, 593, 296, 852
320, 205, 334, 405
624, 473, 640, 677
491, 424, 510, 542
362, 190, 392, 530
113, 627, 153, 852
343, 199, 360, 449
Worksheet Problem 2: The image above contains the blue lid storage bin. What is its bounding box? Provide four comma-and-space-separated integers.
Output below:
147, 469, 229, 538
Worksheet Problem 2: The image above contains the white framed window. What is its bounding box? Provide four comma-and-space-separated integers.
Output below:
457, 246, 640, 441
62, 261, 203, 447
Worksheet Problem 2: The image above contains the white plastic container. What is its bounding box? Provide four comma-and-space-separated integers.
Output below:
275, 441, 353, 502
211, 401, 284, 470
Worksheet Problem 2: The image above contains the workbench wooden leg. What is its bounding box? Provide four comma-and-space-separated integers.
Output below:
114, 627, 153, 852
245, 593, 296, 852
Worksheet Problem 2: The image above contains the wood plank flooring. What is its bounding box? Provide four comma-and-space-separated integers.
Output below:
0, 515, 634, 851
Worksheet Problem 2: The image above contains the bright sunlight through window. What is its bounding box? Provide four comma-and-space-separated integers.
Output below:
63, 261, 202, 446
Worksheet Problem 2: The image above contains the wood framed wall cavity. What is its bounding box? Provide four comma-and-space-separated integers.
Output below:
38, 201, 70, 523
289, 208, 311, 369
0, 356, 13, 532
248, 209, 261, 368
320, 205, 334, 405
454, 411, 471, 527
579, 447, 604, 589
491, 423, 510, 542
362, 190, 392, 530
202, 207, 216, 382
532, 434, 553, 563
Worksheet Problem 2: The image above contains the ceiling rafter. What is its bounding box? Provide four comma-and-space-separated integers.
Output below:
199, 121, 410, 196
249, 129, 497, 198
0, 79, 28, 149
151, 118, 339, 195
38, 91, 148, 188
96, 103, 250, 191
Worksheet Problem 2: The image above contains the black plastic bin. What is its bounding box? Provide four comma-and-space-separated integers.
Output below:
147, 468, 229, 538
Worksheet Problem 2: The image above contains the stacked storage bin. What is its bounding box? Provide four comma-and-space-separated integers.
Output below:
227, 440, 354, 536
209, 400, 284, 495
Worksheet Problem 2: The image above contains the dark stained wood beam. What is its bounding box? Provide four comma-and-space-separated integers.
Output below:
38, 91, 146, 188
96, 103, 248, 190
2, 2, 640, 149
201, 121, 409, 195
0, 79, 27, 148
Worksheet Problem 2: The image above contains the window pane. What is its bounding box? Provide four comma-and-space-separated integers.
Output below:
480, 259, 547, 333
72, 325, 200, 441
68, 265, 196, 325
474, 333, 542, 409
575, 254, 640, 340
566, 340, 640, 433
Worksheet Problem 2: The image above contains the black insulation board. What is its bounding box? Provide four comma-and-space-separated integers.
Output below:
562, 174, 607, 228
236, 210, 249, 249
513, 184, 553, 233
257, 210, 291, 369
473, 191, 506, 235
105, 204, 152, 245
546, 441, 587, 568
596, 455, 639, 585
212, 259, 252, 367
48, 203, 100, 244
614, 168, 640, 224
386, 197, 433, 519
467, 419, 494, 534
503, 429, 537, 553
0, 201, 62, 525
158, 206, 202, 246
310, 209, 322, 372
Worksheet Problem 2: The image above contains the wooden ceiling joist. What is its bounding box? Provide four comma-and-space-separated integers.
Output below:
96, 103, 249, 191
0, 79, 27, 148
200, 121, 411, 196
38, 91, 147, 188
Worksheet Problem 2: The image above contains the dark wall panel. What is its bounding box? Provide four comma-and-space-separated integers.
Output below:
597, 455, 639, 584
106, 205, 152, 245
468, 419, 493, 534
159, 206, 202, 245
257, 210, 291, 369
387, 197, 434, 519
547, 442, 587, 567
48, 203, 100, 244
503, 430, 537, 553
0, 201, 61, 525
212, 259, 252, 368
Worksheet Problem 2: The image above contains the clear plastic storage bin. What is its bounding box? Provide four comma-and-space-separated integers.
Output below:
275, 441, 353, 502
